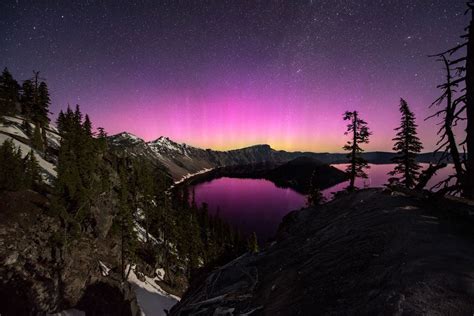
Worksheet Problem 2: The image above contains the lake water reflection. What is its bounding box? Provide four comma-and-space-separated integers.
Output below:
190, 163, 455, 242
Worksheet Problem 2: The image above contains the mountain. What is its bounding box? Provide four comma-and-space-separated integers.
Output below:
108, 134, 294, 180
171, 189, 474, 315
108, 132, 448, 181
0, 117, 181, 315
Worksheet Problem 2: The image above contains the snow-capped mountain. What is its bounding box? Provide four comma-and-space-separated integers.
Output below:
108, 133, 298, 180
108, 131, 447, 183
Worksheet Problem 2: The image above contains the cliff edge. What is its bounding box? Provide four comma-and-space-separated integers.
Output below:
171, 189, 474, 315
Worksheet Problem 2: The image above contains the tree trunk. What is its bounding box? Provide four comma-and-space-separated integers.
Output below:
349, 112, 357, 190
465, 11, 474, 199
441, 56, 464, 194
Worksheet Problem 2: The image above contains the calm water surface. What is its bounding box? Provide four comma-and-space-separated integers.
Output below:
191, 177, 305, 242
190, 163, 455, 242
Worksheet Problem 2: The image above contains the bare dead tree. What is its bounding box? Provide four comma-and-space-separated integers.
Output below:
415, 163, 447, 191
426, 54, 466, 194
425, 2, 474, 198
465, 1, 474, 198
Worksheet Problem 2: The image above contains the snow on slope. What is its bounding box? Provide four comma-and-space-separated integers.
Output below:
134, 221, 161, 245
127, 265, 180, 316
111, 132, 143, 145
148, 136, 193, 155
170, 167, 214, 189
110, 132, 216, 180
0, 116, 57, 181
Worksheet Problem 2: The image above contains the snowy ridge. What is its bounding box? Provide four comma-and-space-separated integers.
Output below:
111, 132, 143, 144
147, 136, 196, 157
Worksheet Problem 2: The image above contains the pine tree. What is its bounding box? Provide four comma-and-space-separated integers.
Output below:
117, 161, 137, 280
97, 127, 108, 151
0, 139, 25, 191
388, 99, 423, 188
20, 80, 34, 118
32, 123, 44, 151
343, 111, 371, 191
306, 170, 325, 207
247, 232, 259, 253
306, 186, 324, 207
24, 150, 41, 188
0, 68, 20, 115
36, 81, 50, 125
54, 106, 104, 229
83, 114, 93, 137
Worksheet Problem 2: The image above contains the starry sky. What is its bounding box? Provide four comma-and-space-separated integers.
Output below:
0, 0, 469, 152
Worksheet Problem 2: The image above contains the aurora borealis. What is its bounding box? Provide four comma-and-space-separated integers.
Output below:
0, 0, 469, 152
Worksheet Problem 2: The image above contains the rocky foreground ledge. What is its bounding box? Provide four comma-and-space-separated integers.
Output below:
171, 189, 474, 315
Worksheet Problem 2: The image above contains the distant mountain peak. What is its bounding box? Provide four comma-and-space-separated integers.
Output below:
109, 132, 144, 144
232, 144, 273, 151
150, 136, 174, 144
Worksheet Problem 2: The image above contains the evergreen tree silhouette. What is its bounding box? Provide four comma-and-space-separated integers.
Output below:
0, 139, 25, 191
342, 111, 371, 191
24, 150, 41, 188
36, 81, 50, 125
388, 99, 423, 188
306, 170, 325, 206
20, 80, 34, 118
32, 123, 44, 152
0, 68, 20, 115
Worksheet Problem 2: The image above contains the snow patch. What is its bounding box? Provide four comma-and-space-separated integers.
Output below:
0, 121, 28, 139
45, 129, 61, 149
155, 268, 165, 280
170, 167, 214, 189
0, 133, 57, 180
99, 260, 111, 277
2, 116, 24, 125
134, 221, 161, 245
127, 264, 179, 316
0, 115, 58, 181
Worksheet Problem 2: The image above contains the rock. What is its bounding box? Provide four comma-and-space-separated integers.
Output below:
4, 251, 18, 265
90, 191, 119, 239
213, 307, 235, 315
171, 189, 474, 315
0, 189, 136, 315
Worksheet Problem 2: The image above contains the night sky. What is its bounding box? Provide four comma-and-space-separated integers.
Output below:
0, 0, 469, 152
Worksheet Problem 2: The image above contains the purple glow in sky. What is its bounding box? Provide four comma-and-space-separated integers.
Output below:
0, 1, 469, 152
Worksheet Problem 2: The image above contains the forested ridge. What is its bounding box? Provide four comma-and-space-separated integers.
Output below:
0, 69, 249, 314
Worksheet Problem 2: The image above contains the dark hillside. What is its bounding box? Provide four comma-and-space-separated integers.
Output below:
171, 189, 474, 315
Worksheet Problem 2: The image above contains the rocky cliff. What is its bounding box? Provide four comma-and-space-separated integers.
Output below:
170, 189, 474, 315
0, 189, 139, 315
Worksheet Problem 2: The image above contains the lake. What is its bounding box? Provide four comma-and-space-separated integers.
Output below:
190, 163, 455, 243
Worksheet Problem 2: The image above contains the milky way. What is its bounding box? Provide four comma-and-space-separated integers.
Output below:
0, 0, 469, 151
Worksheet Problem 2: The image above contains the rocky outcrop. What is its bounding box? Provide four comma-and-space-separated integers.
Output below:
0, 189, 138, 315
171, 189, 474, 315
